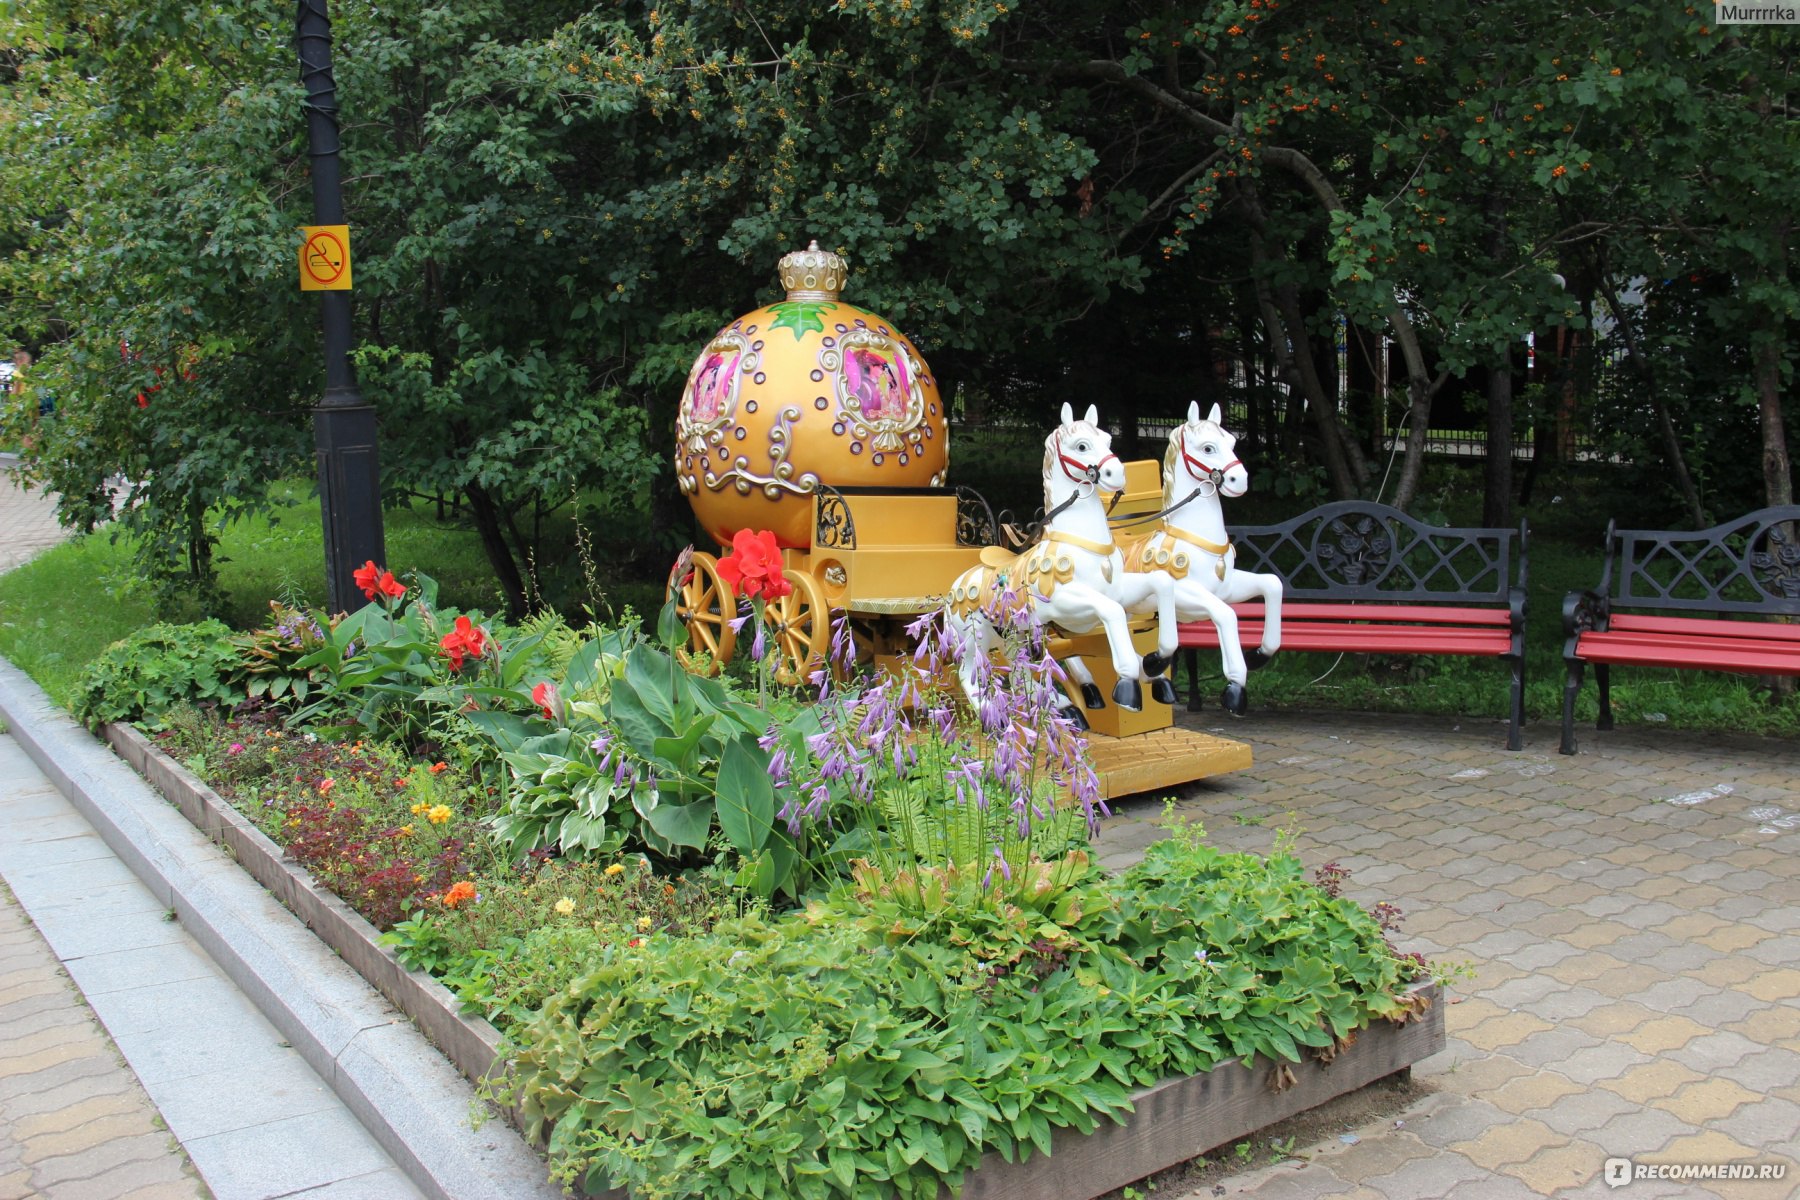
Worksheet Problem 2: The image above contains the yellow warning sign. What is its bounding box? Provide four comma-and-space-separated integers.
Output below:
299, 225, 352, 291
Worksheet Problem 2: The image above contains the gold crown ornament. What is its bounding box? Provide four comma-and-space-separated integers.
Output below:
778, 240, 848, 301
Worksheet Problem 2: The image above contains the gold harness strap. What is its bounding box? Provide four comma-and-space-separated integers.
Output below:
1162, 525, 1230, 558
1042, 528, 1116, 556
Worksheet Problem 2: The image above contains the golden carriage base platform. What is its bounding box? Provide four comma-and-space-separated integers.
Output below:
1048, 626, 1253, 801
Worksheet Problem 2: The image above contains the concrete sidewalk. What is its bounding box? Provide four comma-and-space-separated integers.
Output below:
0, 733, 421, 1200
0, 460, 428, 1199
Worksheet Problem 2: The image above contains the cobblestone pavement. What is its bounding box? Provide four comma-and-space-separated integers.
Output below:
1094, 709, 1800, 1200
0, 883, 204, 1200
0, 458, 69, 574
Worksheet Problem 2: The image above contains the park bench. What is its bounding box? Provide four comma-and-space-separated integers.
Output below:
1560, 506, 1800, 755
1177, 501, 1529, 750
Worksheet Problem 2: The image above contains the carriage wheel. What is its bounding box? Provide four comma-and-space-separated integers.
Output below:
668, 551, 736, 675
768, 569, 830, 687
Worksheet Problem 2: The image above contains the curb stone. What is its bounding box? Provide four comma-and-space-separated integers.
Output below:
0, 655, 566, 1200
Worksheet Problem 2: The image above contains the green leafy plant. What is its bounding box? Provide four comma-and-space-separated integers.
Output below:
232, 599, 333, 707
70, 619, 241, 729
498, 829, 1426, 1200
476, 601, 821, 894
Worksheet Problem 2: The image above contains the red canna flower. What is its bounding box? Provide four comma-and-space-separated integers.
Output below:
531, 681, 560, 722
352, 560, 407, 602
715, 529, 792, 601
440, 616, 491, 671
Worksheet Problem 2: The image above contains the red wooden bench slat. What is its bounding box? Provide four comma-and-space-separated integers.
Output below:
1214, 601, 1512, 626
1579, 629, 1800, 656
1574, 632, 1800, 674
1606, 613, 1800, 643
1180, 622, 1511, 656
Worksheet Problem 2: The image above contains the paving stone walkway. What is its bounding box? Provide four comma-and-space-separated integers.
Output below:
0, 457, 68, 574
0, 881, 203, 1200
1100, 708, 1800, 1200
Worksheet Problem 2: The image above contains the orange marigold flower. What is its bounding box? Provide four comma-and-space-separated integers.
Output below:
442, 881, 477, 909
429, 762, 448, 774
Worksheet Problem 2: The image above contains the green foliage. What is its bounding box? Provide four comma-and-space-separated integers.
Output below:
383, 855, 748, 1029
499, 833, 1419, 1200
70, 620, 241, 729
481, 604, 819, 895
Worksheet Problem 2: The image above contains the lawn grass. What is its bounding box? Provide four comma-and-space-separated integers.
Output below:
0, 481, 661, 705
2, 452, 1795, 740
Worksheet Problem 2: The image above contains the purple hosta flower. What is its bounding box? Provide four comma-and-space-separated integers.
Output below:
947, 756, 987, 809
828, 613, 857, 677
590, 731, 613, 757
976, 687, 1009, 735
613, 756, 636, 787
992, 846, 1013, 883
804, 782, 830, 822
749, 621, 767, 663
729, 604, 754, 635
927, 704, 957, 742
770, 744, 794, 787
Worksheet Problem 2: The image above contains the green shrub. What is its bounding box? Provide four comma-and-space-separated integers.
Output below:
499, 830, 1422, 1200
70, 620, 242, 729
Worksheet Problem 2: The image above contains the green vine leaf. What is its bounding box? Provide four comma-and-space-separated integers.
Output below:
767, 300, 836, 341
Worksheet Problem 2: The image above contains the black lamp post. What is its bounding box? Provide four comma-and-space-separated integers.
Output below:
297, 0, 385, 613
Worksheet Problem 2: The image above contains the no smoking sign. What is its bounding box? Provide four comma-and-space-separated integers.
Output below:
298, 224, 353, 291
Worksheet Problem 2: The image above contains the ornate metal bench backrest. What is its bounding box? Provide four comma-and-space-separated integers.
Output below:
1604, 505, 1800, 617
1232, 501, 1527, 604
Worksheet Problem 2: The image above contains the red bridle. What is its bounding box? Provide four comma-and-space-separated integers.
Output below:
1180, 427, 1242, 489
1056, 431, 1119, 487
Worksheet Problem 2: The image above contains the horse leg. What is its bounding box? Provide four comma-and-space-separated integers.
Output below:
1115, 571, 1180, 706
1180, 584, 1249, 715
1092, 595, 1145, 712
1063, 655, 1107, 711
1234, 569, 1283, 668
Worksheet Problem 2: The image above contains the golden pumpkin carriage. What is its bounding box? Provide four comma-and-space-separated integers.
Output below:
668, 244, 1249, 795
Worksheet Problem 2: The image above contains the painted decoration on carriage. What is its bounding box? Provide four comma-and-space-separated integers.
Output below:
675, 242, 948, 550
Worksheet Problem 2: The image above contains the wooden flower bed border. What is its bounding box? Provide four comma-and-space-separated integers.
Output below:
106, 722, 1445, 1200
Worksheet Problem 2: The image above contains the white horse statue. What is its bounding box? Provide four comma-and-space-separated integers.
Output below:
1116, 401, 1283, 713
944, 404, 1180, 721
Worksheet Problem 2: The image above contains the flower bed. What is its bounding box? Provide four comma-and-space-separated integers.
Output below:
82, 555, 1447, 1200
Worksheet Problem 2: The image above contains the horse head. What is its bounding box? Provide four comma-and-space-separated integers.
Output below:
1043, 402, 1126, 508
1166, 401, 1248, 502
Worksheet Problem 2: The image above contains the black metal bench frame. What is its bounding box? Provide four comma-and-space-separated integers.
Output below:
1560, 506, 1800, 754
1179, 501, 1530, 749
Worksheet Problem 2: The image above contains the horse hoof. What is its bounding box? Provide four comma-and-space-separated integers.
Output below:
1081, 683, 1106, 710
1142, 650, 1173, 677
1220, 682, 1248, 716
1149, 676, 1178, 707
1246, 648, 1274, 670
1060, 705, 1090, 732
1112, 679, 1143, 712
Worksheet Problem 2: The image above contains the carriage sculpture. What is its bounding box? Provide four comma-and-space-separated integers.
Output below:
668, 244, 1271, 792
